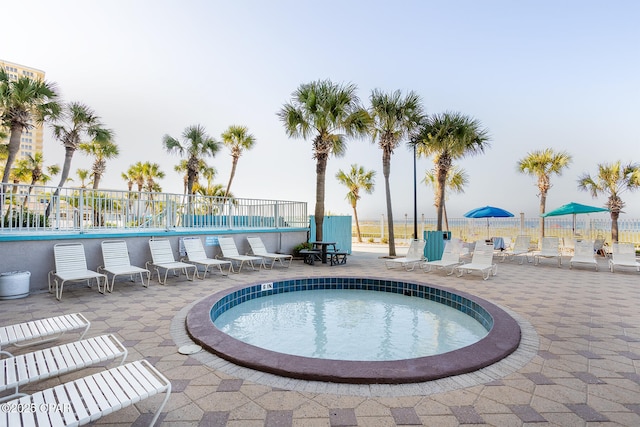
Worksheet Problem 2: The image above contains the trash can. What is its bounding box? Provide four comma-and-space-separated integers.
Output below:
0, 270, 31, 300
423, 231, 451, 261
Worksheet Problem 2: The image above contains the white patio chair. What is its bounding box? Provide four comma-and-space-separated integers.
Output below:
570, 240, 599, 270
48, 243, 109, 300
534, 237, 562, 267
384, 239, 426, 271
182, 237, 232, 277
501, 235, 533, 264
217, 237, 264, 272
421, 239, 462, 275
455, 241, 497, 280
0, 313, 90, 357
247, 236, 293, 269
1, 359, 171, 427
146, 239, 197, 284
99, 240, 150, 290
0, 334, 127, 403
609, 243, 640, 273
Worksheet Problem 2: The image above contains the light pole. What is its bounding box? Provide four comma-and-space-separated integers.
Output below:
413, 142, 418, 240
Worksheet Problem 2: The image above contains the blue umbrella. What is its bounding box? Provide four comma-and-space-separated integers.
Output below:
464, 206, 514, 238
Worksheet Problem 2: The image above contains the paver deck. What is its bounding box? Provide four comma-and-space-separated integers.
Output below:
1, 243, 639, 426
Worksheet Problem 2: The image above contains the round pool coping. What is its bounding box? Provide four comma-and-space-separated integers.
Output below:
186, 276, 521, 384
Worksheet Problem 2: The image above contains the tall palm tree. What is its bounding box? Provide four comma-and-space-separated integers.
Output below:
517, 148, 572, 242
142, 162, 165, 193
577, 161, 640, 242
369, 89, 424, 255
0, 67, 60, 187
278, 79, 370, 241
336, 164, 375, 243
78, 139, 119, 190
423, 165, 468, 231
174, 159, 211, 195
221, 125, 255, 198
163, 124, 219, 195
121, 171, 134, 193
413, 112, 491, 231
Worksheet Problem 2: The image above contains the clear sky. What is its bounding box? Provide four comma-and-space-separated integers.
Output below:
4, 0, 639, 221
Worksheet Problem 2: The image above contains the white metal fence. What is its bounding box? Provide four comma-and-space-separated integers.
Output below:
0, 183, 308, 232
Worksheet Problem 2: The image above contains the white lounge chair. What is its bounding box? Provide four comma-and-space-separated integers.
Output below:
182, 237, 232, 277
609, 243, 640, 273
99, 240, 150, 290
1, 359, 171, 427
146, 239, 197, 285
0, 313, 90, 357
0, 334, 127, 403
48, 243, 109, 300
455, 242, 497, 280
247, 236, 293, 269
421, 239, 462, 275
385, 239, 426, 271
501, 235, 533, 264
534, 237, 562, 267
217, 237, 264, 272
570, 240, 599, 270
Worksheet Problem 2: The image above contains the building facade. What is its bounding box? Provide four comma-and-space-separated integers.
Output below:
0, 59, 46, 161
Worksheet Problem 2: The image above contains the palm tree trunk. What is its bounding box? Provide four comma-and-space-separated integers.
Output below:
92, 174, 101, 190
436, 164, 448, 231
224, 156, 238, 198
611, 211, 619, 242
443, 201, 449, 231
1, 127, 22, 185
315, 157, 327, 241
353, 203, 362, 243
539, 192, 547, 244
45, 148, 75, 219
382, 149, 395, 256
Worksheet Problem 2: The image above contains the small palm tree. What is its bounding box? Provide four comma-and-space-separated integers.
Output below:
517, 148, 572, 241
278, 79, 370, 241
75, 169, 90, 188
423, 165, 468, 231
78, 139, 119, 189
336, 164, 376, 243
142, 162, 165, 193
577, 161, 640, 242
413, 112, 491, 231
221, 125, 255, 198
16, 152, 60, 207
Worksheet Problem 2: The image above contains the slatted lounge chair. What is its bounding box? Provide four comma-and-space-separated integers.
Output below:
570, 240, 599, 270
0, 359, 171, 427
534, 237, 562, 267
247, 236, 293, 269
609, 243, 640, 273
421, 239, 462, 275
48, 243, 109, 301
384, 239, 426, 271
0, 313, 90, 357
217, 237, 264, 272
455, 241, 498, 280
146, 239, 197, 285
99, 240, 150, 290
182, 237, 232, 277
0, 334, 127, 403
501, 235, 533, 264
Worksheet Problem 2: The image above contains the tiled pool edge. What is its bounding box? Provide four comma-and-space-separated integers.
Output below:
183, 277, 526, 385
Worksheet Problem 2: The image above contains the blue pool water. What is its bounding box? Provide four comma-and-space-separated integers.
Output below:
213, 289, 488, 361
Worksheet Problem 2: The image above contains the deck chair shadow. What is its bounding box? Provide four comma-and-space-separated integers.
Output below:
501, 235, 533, 264
534, 237, 562, 267
455, 241, 497, 280
146, 239, 197, 284
247, 236, 293, 269
99, 240, 150, 290
421, 239, 462, 275
182, 237, 232, 277
385, 239, 425, 271
217, 237, 264, 272
609, 243, 640, 273
570, 240, 599, 270
48, 243, 109, 300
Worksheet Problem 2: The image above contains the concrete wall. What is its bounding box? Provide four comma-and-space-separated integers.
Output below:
0, 230, 308, 293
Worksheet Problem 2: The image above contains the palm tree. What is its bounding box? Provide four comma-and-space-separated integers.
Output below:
163, 124, 219, 195
0, 67, 60, 187
423, 165, 468, 231
221, 125, 255, 198
16, 152, 60, 207
78, 139, 119, 189
278, 79, 370, 241
142, 162, 165, 193
75, 169, 90, 188
577, 161, 640, 242
121, 171, 134, 193
413, 112, 491, 231
369, 89, 424, 255
517, 148, 572, 242
336, 164, 375, 243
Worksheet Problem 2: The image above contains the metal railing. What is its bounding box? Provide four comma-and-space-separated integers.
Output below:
0, 183, 308, 233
